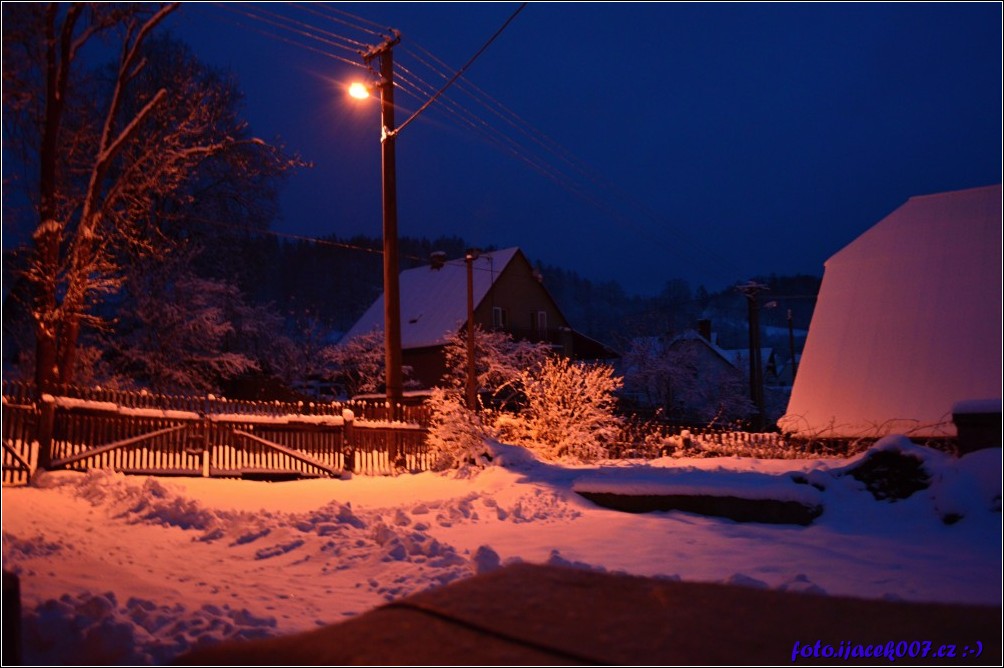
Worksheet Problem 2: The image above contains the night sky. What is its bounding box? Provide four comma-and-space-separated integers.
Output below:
165, 2, 1001, 296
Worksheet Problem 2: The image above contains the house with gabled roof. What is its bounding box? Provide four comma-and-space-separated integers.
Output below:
620, 328, 753, 424
342, 247, 617, 390
779, 184, 1002, 443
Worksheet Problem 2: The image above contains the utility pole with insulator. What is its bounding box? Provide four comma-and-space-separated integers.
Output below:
465, 249, 480, 410
362, 30, 403, 417
787, 308, 798, 384
737, 281, 768, 431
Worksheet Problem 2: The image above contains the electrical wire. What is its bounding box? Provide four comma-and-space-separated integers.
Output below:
286, 2, 378, 45
210, 3, 367, 68
322, 5, 396, 37
400, 38, 739, 280
239, 3, 366, 52
395, 3, 527, 136
206, 5, 675, 252
202, 3, 744, 289
180, 214, 507, 276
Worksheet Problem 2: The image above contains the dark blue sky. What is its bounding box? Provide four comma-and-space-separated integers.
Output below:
166, 2, 1001, 295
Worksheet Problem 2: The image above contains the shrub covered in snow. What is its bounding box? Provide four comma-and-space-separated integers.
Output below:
424, 388, 491, 472
497, 357, 624, 462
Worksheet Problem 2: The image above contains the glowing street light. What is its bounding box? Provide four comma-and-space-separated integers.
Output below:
347, 82, 370, 100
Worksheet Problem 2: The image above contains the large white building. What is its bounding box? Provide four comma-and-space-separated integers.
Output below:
779, 184, 1002, 440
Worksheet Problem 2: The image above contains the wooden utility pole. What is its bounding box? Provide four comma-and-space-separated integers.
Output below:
787, 308, 798, 383
465, 250, 479, 410
737, 281, 768, 431
362, 31, 403, 416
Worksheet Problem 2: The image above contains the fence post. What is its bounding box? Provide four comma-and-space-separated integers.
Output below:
201, 414, 211, 478
36, 397, 56, 471
342, 408, 355, 475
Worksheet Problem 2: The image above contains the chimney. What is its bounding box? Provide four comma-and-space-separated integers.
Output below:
698, 319, 712, 342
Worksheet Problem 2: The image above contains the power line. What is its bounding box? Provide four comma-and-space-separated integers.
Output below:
395, 3, 527, 136
183, 215, 383, 254
395, 36, 739, 285
208, 4, 669, 253
286, 2, 377, 45
183, 215, 506, 274
203, 4, 743, 289
321, 5, 395, 37
210, 3, 367, 69
240, 3, 366, 52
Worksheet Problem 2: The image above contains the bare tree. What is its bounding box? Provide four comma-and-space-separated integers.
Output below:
3, 3, 296, 391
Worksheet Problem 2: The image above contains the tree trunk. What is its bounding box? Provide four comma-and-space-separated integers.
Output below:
31, 3, 80, 394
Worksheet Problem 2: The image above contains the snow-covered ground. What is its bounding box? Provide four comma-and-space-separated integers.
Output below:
3, 436, 1001, 665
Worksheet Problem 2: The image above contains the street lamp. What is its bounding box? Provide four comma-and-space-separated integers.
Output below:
347, 82, 370, 100
351, 30, 403, 418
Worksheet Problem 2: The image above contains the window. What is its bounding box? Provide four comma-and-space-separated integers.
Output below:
492, 306, 507, 330
531, 310, 547, 338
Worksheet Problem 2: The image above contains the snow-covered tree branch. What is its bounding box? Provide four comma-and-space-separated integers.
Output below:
2, 3, 300, 391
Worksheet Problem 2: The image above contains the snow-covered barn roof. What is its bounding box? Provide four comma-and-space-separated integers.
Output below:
343, 247, 521, 350
780, 184, 1002, 438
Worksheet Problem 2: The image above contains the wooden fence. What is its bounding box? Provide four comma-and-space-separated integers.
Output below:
2, 383, 37, 486
1, 381, 429, 485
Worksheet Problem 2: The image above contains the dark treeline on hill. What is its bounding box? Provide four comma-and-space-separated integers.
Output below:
3, 230, 819, 395
212, 233, 474, 336
534, 262, 820, 350
219, 232, 820, 349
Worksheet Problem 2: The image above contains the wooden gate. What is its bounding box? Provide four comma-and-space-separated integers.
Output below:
3, 387, 430, 482
45, 401, 206, 476
207, 416, 347, 479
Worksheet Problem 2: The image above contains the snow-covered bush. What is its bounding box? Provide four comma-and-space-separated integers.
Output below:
425, 387, 491, 472
442, 326, 550, 409
499, 357, 623, 462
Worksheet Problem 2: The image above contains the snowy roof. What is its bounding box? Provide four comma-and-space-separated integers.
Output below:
344, 247, 521, 350
669, 330, 738, 368
780, 184, 1003, 438
720, 347, 774, 367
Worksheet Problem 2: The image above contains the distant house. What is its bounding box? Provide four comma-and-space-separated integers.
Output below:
342, 247, 617, 390
779, 184, 1002, 440
621, 329, 752, 423
669, 330, 739, 374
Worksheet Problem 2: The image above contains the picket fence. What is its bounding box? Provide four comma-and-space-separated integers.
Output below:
1, 381, 429, 486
